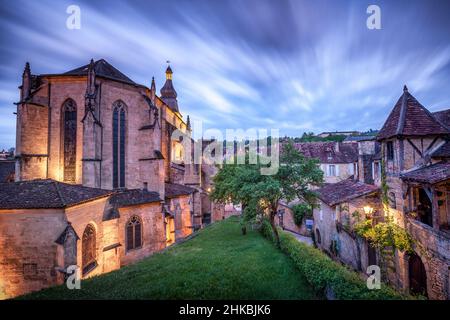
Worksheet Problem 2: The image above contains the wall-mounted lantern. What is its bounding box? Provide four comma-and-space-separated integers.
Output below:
363, 205, 374, 218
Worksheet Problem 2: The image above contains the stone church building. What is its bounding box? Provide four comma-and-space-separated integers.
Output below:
0, 59, 221, 299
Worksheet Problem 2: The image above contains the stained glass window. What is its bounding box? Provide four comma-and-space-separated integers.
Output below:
126, 216, 142, 251
63, 99, 77, 182
112, 101, 126, 188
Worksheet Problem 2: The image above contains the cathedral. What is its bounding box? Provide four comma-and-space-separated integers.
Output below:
0, 59, 224, 299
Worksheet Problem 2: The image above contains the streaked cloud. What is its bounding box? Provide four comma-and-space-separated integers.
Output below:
0, 0, 449, 148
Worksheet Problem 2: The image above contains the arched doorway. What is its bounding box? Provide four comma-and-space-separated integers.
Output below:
409, 252, 427, 297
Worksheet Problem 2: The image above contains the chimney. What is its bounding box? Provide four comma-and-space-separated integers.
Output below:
335, 142, 340, 153
143, 182, 148, 191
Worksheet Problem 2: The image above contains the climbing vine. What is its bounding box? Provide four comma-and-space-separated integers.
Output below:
353, 149, 414, 254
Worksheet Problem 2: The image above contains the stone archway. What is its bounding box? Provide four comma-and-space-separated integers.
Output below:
408, 252, 427, 297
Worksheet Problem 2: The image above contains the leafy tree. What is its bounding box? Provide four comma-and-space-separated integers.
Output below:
211, 141, 323, 246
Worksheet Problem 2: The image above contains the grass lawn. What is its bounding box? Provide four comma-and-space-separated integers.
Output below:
22, 216, 319, 300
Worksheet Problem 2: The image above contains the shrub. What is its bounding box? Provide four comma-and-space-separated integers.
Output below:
260, 219, 407, 300
291, 204, 311, 226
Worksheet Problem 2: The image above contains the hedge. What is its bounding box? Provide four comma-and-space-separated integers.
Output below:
260, 219, 408, 300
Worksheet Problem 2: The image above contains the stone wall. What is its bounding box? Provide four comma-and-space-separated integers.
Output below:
47, 79, 86, 184
403, 218, 450, 300
320, 163, 356, 184
117, 202, 165, 266
168, 195, 193, 241
16, 102, 49, 181
313, 201, 336, 254
65, 197, 119, 278
0, 208, 66, 299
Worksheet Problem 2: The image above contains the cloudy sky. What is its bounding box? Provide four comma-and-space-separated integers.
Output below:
0, 0, 450, 148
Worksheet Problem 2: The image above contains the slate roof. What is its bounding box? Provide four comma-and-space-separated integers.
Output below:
55, 223, 79, 245
0, 161, 15, 182
431, 141, 450, 158
317, 178, 379, 206
62, 59, 136, 85
291, 142, 358, 164
401, 162, 450, 184
109, 189, 161, 208
160, 66, 179, 113
0, 179, 113, 209
378, 86, 449, 140
343, 135, 377, 142
432, 109, 450, 128
165, 183, 196, 198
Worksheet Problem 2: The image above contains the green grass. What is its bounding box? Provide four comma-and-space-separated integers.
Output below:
22, 216, 319, 300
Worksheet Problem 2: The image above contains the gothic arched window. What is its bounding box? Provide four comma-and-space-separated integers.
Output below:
113, 101, 126, 188
82, 224, 96, 275
62, 99, 77, 182
126, 216, 142, 251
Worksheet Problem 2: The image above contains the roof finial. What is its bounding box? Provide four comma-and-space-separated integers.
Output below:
165, 60, 173, 79
151, 76, 156, 90
403, 85, 408, 93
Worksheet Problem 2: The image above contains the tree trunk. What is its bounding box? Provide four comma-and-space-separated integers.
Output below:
240, 203, 247, 235
269, 211, 280, 247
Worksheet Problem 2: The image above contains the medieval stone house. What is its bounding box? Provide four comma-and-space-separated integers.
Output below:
0, 59, 216, 299
275, 141, 359, 235
293, 142, 359, 183
312, 86, 450, 300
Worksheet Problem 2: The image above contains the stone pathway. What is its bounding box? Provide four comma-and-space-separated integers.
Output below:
284, 230, 313, 246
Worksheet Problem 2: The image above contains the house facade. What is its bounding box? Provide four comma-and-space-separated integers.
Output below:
275, 141, 359, 234
0, 60, 216, 299
312, 86, 450, 300
293, 142, 359, 183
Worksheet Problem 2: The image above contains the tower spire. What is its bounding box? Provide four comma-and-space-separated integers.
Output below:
186, 115, 191, 131
160, 63, 179, 112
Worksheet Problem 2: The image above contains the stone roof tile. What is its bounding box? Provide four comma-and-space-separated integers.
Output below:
0, 179, 112, 209
317, 178, 379, 206
378, 87, 449, 140
291, 142, 358, 164
63, 59, 135, 85
401, 162, 450, 184
109, 189, 161, 208
165, 183, 196, 198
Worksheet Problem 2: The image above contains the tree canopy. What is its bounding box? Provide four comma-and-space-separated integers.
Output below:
211, 141, 324, 246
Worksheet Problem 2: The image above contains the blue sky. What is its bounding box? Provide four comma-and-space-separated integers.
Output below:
1, 0, 450, 148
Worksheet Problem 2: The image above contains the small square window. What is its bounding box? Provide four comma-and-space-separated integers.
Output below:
328, 165, 336, 176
